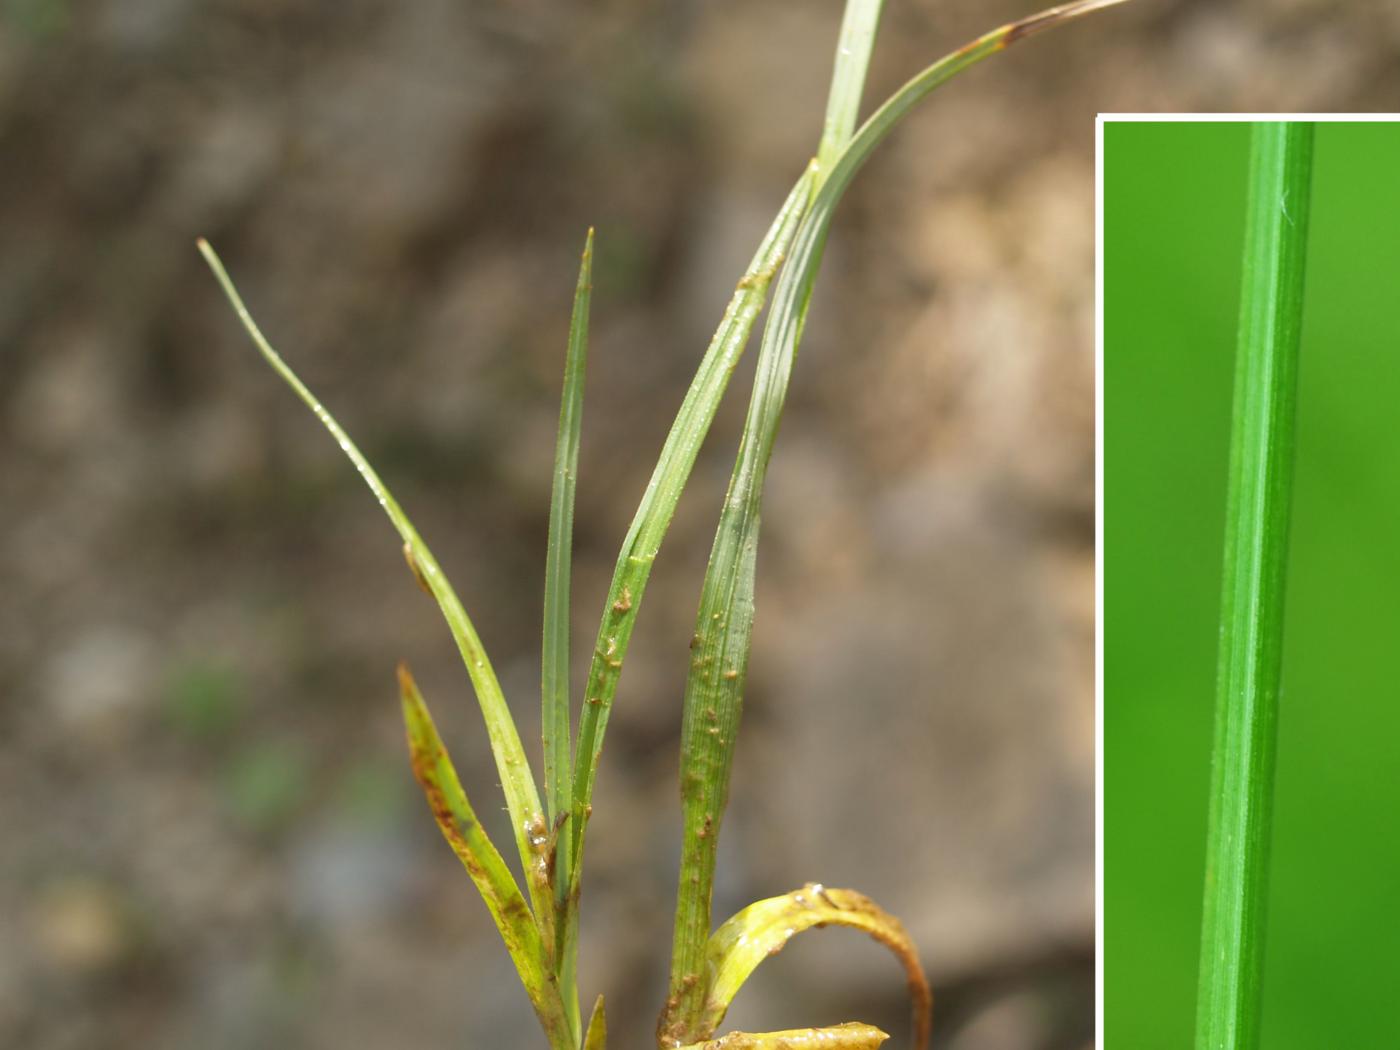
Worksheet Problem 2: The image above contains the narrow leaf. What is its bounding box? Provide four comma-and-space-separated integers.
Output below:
677, 1023, 889, 1050
544, 230, 594, 1042
196, 240, 550, 929
398, 663, 573, 1049
1195, 122, 1313, 1050
663, 0, 1133, 1039
583, 994, 607, 1050
566, 165, 816, 868
816, 0, 886, 181
545, 228, 594, 826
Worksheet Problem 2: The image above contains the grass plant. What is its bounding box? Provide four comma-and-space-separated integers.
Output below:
200, 2, 1129, 1046
1194, 121, 1315, 1050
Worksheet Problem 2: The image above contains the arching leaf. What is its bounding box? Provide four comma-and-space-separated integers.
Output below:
698, 885, 930, 1050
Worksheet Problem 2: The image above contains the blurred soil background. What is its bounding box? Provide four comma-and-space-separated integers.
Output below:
1, 1, 1391, 1049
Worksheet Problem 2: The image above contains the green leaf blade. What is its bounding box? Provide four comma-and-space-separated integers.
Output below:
816, 0, 886, 181
545, 228, 594, 826
1194, 121, 1314, 1050
566, 164, 816, 868
197, 239, 550, 946
543, 228, 594, 1043
661, 1, 1133, 1040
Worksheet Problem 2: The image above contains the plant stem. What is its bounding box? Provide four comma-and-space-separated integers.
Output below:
1195, 120, 1314, 1050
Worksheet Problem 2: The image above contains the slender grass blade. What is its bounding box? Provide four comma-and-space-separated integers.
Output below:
817, 0, 886, 180
1194, 121, 1314, 1050
661, 1, 1133, 1041
544, 228, 594, 1042
566, 166, 815, 868
545, 228, 593, 825
196, 239, 550, 939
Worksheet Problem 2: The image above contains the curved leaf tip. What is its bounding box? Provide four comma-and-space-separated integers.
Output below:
694, 884, 930, 1049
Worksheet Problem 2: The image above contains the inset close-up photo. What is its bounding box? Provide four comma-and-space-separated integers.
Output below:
1105, 117, 1400, 1049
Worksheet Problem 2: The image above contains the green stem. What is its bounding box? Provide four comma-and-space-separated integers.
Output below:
1194, 121, 1314, 1050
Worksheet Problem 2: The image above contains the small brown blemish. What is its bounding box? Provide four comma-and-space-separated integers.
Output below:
722, 668, 738, 680
1001, 4, 1072, 48
402, 542, 433, 595
612, 585, 633, 613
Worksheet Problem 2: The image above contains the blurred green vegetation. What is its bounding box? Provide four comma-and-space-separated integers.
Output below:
164, 659, 244, 742
1106, 121, 1400, 1047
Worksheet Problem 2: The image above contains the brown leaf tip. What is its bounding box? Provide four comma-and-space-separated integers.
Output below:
1003, 0, 1133, 47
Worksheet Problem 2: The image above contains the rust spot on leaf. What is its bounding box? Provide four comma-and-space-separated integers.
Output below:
402, 542, 433, 595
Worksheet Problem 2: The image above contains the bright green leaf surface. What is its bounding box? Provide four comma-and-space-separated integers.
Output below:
1195, 121, 1313, 1050
1107, 123, 1400, 1048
